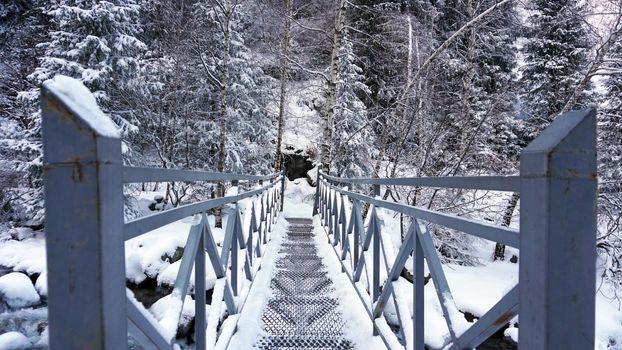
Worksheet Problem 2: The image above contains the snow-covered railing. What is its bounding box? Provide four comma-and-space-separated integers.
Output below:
313, 109, 597, 350
40, 76, 285, 349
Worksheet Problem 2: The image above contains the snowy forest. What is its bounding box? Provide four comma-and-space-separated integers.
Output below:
0, 0, 621, 348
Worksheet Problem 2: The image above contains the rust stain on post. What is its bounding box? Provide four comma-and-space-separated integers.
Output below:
71, 158, 83, 182
493, 312, 513, 326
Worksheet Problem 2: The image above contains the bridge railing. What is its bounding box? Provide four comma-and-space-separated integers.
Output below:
313, 109, 597, 350
41, 76, 285, 349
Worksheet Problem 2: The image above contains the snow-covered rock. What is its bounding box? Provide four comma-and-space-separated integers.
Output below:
0, 331, 31, 349
35, 272, 47, 297
0, 273, 40, 309
149, 294, 196, 339
157, 260, 217, 292
9, 228, 35, 241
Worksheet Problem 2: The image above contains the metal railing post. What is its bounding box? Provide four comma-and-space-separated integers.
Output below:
41, 77, 127, 349
413, 221, 425, 350
312, 166, 322, 215
371, 208, 380, 302
231, 204, 240, 296
519, 109, 597, 349
280, 171, 285, 212
195, 222, 207, 350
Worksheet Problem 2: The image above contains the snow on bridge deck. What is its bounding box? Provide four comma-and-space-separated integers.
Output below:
229, 181, 385, 350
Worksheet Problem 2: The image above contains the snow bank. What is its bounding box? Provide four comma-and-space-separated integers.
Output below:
0, 273, 40, 309
595, 289, 622, 348
312, 216, 387, 350
0, 331, 31, 349
156, 259, 217, 291
149, 294, 196, 340
0, 236, 46, 275
281, 178, 315, 218
124, 215, 225, 284
227, 215, 287, 349
42, 75, 120, 138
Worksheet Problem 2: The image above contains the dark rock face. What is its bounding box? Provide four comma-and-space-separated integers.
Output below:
283, 153, 314, 181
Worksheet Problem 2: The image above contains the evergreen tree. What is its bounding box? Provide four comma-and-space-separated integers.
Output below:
600, 44, 622, 194
7, 0, 146, 225
597, 37, 622, 303
0, 1, 48, 225
331, 35, 373, 177
520, 0, 592, 138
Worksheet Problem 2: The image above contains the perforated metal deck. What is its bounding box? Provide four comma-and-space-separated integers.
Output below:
254, 218, 354, 350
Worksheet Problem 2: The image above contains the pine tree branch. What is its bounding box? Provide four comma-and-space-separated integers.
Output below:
410, 0, 513, 86
562, 13, 622, 113
282, 54, 330, 82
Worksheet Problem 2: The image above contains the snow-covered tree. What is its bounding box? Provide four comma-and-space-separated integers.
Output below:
597, 38, 622, 294
4, 0, 146, 225
520, 0, 593, 138
331, 35, 373, 177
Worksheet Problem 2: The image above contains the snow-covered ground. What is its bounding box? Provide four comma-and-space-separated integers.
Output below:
281, 79, 323, 158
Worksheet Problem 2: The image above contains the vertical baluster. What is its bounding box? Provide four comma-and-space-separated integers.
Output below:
312, 165, 322, 216
240, 207, 252, 282
231, 204, 239, 296
273, 186, 278, 221
324, 185, 330, 225
413, 218, 424, 350
280, 171, 286, 212
266, 192, 273, 235
328, 188, 334, 235
249, 201, 257, 260
317, 180, 324, 223
195, 218, 207, 350
372, 208, 380, 302
260, 194, 266, 244
333, 192, 340, 246
340, 193, 347, 249
322, 185, 327, 224
352, 199, 362, 269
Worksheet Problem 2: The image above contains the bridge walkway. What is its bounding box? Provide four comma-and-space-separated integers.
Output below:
254, 218, 354, 349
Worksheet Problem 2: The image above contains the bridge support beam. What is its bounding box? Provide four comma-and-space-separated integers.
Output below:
519, 109, 597, 349
41, 77, 127, 349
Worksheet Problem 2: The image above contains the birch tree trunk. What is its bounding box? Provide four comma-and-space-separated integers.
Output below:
494, 192, 520, 260
215, 0, 233, 228
274, 0, 293, 171
320, 0, 347, 174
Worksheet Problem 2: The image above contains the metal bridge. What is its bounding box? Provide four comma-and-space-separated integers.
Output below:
41, 78, 597, 350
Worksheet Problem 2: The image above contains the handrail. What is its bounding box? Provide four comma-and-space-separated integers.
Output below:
40, 76, 286, 350
124, 178, 282, 240
313, 108, 597, 350
322, 178, 519, 248
321, 173, 520, 192
123, 166, 280, 183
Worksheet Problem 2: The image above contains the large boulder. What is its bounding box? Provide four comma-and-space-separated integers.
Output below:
282, 151, 314, 181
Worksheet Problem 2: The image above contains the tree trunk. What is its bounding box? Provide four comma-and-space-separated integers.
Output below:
493, 192, 520, 260
320, 0, 346, 174
215, 0, 232, 228
274, 0, 292, 171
